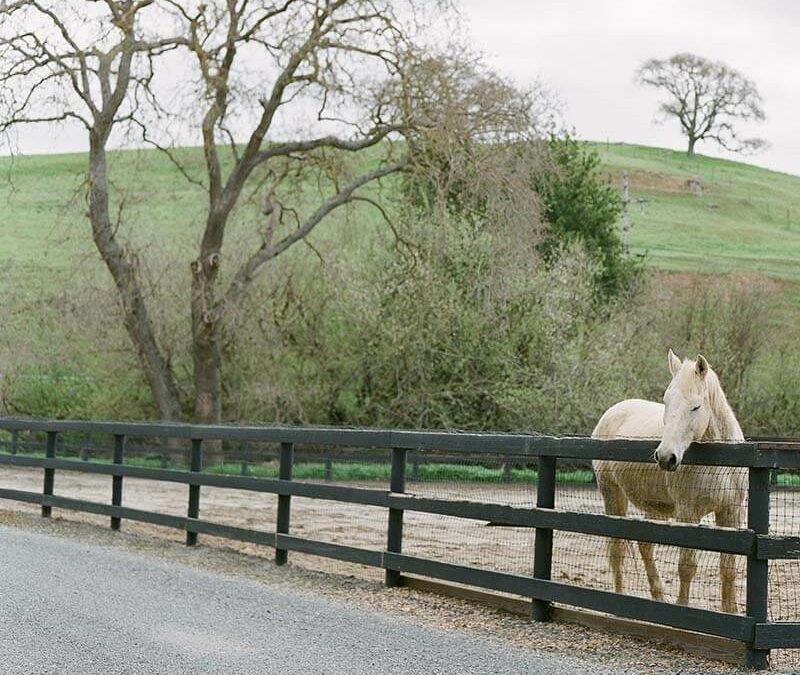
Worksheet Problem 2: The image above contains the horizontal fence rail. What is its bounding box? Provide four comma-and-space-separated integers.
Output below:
1, 418, 800, 669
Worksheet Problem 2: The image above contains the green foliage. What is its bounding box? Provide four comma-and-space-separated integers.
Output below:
238, 212, 645, 433
534, 135, 639, 295
2, 365, 98, 419
229, 224, 800, 438
1, 144, 799, 437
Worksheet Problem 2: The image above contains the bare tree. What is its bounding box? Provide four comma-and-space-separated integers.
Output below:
0, 0, 186, 421
0, 1, 542, 435
156, 1, 419, 428
142, 2, 542, 429
636, 53, 766, 157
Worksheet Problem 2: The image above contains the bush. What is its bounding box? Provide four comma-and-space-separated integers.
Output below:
2, 364, 98, 419
233, 213, 654, 432
228, 241, 799, 439
534, 134, 641, 296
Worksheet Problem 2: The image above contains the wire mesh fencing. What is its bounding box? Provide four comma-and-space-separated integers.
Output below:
553, 461, 749, 613
400, 451, 536, 577
766, 471, 800, 669
288, 447, 391, 568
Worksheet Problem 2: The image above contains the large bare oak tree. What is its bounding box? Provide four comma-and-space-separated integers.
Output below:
0, 1, 541, 432
636, 53, 766, 157
0, 0, 186, 421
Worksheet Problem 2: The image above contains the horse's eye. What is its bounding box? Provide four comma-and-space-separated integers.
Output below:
691, 405, 701, 412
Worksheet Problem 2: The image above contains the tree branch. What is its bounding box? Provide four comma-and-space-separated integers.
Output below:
221, 157, 407, 311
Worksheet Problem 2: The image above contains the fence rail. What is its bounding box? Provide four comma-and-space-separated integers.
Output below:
1, 417, 800, 669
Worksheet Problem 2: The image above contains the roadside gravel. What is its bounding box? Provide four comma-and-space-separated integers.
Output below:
0, 509, 756, 675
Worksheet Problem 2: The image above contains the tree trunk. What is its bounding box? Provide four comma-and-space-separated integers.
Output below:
687, 136, 696, 157
191, 315, 222, 427
88, 133, 182, 421
190, 256, 224, 465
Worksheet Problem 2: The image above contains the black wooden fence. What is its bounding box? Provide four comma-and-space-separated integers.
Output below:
1, 418, 800, 670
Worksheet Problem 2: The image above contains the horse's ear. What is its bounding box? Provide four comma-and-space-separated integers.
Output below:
695, 354, 709, 378
668, 349, 681, 377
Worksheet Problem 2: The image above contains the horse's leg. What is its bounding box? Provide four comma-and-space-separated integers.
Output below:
638, 512, 666, 602
715, 505, 742, 613
676, 510, 699, 606
677, 546, 698, 606
596, 473, 629, 594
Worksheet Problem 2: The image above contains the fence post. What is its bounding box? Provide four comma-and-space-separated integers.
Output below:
111, 434, 125, 531
10, 430, 18, 455
385, 447, 407, 588
502, 457, 512, 483
746, 466, 770, 670
532, 455, 556, 621
80, 432, 91, 461
41, 431, 57, 518
186, 438, 203, 546
275, 442, 294, 565
411, 453, 420, 482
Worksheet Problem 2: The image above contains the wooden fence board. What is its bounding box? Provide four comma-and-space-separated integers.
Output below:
754, 623, 800, 649
384, 553, 754, 641
756, 535, 800, 559
187, 520, 276, 547
276, 535, 383, 567
0, 418, 777, 466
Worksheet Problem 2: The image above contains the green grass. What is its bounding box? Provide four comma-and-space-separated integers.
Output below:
0, 146, 385, 286
0, 446, 596, 483
3, 142, 799, 286
590, 142, 800, 281
776, 473, 800, 487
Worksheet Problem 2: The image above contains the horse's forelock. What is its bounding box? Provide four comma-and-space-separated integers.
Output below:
699, 366, 743, 442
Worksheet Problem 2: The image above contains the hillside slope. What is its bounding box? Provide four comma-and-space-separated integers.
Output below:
591, 143, 800, 281
2, 142, 798, 292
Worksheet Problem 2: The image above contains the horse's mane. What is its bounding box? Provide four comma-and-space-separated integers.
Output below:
702, 367, 744, 442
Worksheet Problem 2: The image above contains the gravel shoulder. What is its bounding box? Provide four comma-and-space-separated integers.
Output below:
0, 509, 754, 675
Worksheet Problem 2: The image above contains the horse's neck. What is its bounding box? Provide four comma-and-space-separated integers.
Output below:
702, 371, 744, 442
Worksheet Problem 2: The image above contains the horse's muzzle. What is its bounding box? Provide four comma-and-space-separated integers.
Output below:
656, 453, 678, 471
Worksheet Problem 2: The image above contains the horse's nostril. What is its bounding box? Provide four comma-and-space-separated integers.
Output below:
668, 454, 677, 468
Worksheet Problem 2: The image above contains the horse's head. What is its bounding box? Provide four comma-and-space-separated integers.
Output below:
654, 349, 713, 471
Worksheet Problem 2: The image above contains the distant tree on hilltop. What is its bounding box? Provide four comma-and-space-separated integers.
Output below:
637, 53, 767, 157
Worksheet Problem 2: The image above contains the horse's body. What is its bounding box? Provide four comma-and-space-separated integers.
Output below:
592, 352, 747, 613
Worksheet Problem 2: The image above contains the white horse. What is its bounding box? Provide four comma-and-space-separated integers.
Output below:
592, 350, 747, 613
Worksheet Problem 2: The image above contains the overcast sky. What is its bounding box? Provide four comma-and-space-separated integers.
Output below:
460, 0, 800, 175
7, 1, 799, 176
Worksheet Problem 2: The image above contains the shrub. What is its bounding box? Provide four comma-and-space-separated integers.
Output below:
533, 134, 641, 296
2, 364, 98, 419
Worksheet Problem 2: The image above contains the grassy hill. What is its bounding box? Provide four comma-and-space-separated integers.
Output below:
0, 147, 384, 294
591, 143, 800, 282
2, 141, 799, 327
4, 142, 799, 277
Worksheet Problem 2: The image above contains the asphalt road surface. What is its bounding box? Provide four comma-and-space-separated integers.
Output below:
0, 526, 617, 675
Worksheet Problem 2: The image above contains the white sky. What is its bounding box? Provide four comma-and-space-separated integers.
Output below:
7, 1, 800, 176
460, 0, 800, 175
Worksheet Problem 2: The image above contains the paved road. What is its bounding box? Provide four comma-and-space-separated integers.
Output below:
0, 526, 613, 675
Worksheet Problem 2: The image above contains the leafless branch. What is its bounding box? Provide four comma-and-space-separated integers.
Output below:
221, 158, 408, 312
